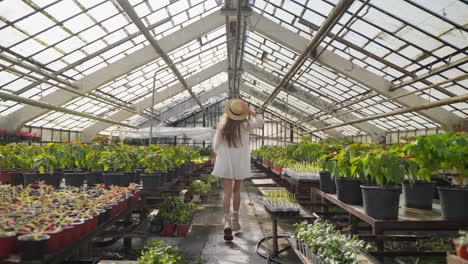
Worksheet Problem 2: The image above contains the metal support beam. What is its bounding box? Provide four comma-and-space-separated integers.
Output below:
0, 91, 138, 129
116, 0, 205, 112
240, 84, 344, 138
138, 83, 229, 126
81, 61, 227, 140
243, 62, 386, 143
249, 10, 468, 131
390, 57, 468, 91
260, 0, 355, 110
306, 93, 468, 135
0, 55, 159, 121
0, 11, 224, 130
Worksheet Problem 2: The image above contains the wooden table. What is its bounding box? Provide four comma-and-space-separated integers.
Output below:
311, 187, 468, 252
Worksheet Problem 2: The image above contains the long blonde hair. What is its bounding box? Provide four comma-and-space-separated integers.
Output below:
217, 114, 246, 148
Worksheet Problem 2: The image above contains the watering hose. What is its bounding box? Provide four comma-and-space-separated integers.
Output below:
256, 235, 293, 264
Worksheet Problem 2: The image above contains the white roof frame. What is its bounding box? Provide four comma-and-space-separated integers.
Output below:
249, 11, 468, 132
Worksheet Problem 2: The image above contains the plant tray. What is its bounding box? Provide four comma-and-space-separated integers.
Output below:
289, 237, 324, 264
264, 206, 300, 217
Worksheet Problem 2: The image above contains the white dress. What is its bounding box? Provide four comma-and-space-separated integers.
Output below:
212, 115, 264, 180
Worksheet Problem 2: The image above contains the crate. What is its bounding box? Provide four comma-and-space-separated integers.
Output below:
289, 237, 324, 264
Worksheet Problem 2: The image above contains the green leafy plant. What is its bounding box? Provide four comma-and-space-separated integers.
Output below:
294, 219, 370, 264
187, 180, 210, 195
138, 241, 181, 264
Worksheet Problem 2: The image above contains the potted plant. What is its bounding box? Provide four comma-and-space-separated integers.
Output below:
0, 230, 16, 258
454, 231, 468, 260
85, 148, 103, 186
318, 145, 339, 194
360, 148, 405, 220
329, 144, 372, 205
395, 140, 435, 210
137, 241, 181, 264
139, 148, 172, 189
188, 180, 210, 203
294, 219, 370, 264
148, 212, 164, 234
17, 231, 50, 261
176, 208, 191, 237
159, 196, 185, 236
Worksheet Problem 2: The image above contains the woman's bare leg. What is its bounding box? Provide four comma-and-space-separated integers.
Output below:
222, 178, 234, 213
232, 180, 242, 212
222, 178, 234, 240
231, 180, 242, 231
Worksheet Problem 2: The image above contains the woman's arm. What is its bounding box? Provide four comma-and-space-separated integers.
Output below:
248, 113, 264, 130
212, 129, 222, 153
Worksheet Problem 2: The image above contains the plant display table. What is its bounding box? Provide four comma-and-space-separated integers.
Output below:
1, 200, 138, 264
311, 188, 468, 255
280, 174, 319, 202
262, 204, 315, 256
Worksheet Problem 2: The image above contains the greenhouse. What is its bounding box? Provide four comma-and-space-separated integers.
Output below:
0, 0, 467, 263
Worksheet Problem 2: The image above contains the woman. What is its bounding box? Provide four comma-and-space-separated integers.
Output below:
212, 99, 264, 241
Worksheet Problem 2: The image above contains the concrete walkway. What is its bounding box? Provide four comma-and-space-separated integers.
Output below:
138, 166, 301, 264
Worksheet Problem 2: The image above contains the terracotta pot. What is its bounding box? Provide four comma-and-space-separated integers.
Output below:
61, 225, 75, 246
454, 241, 468, 260
71, 220, 85, 238
162, 224, 176, 236
82, 217, 93, 234
176, 224, 190, 237
0, 232, 16, 258
45, 228, 63, 252
0, 170, 10, 184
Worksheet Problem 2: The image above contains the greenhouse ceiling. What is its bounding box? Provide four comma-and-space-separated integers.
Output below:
0, 0, 467, 142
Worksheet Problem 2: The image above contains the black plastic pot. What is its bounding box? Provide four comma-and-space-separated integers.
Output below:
432, 177, 452, 199
64, 173, 86, 187
23, 173, 44, 186
103, 173, 122, 188
45, 172, 62, 188
438, 186, 468, 220
402, 181, 435, 209
120, 173, 132, 187
98, 209, 110, 225
336, 178, 362, 205
149, 220, 163, 233
361, 185, 401, 220
141, 173, 163, 189
18, 234, 50, 261
86, 171, 102, 186
9, 172, 24, 186
319, 171, 336, 194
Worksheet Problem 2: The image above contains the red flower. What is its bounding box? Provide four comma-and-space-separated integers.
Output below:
64, 141, 72, 144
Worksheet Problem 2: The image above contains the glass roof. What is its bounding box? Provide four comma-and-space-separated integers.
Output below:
1, 0, 466, 139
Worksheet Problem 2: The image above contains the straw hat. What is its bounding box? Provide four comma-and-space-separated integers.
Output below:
225, 99, 248, 120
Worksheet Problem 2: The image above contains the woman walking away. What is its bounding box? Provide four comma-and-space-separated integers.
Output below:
212, 99, 264, 241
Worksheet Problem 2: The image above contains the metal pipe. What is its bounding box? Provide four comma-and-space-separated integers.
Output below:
116, 0, 205, 113
232, 0, 244, 98
305, 74, 468, 126
236, 19, 248, 94
390, 57, 468, 91
304, 93, 468, 135
260, 0, 355, 110
0, 91, 138, 129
